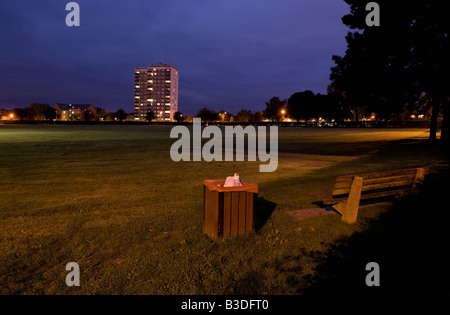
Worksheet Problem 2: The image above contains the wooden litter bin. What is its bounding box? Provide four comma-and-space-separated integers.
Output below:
203, 179, 258, 240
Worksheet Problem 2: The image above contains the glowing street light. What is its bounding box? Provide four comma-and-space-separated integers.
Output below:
280, 109, 286, 121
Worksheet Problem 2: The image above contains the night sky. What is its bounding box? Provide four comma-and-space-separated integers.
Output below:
0, 0, 350, 115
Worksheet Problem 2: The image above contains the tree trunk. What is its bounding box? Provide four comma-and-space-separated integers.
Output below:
429, 102, 440, 142
440, 98, 449, 144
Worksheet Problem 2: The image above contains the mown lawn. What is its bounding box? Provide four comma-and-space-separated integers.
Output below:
0, 124, 447, 294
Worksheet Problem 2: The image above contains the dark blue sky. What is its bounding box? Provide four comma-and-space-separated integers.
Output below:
0, 0, 350, 115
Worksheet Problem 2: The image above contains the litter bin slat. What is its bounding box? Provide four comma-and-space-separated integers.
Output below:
203, 186, 219, 239
223, 192, 232, 238
238, 192, 247, 234
203, 179, 258, 240
246, 192, 254, 231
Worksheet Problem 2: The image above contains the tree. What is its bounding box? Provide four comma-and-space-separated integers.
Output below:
30, 103, 52, 120
13, 108, 29, 121
95, 107, 109, 120
332, 0, 450, 142
286, 90, 316, 122
44, 107, 57, 121
82, 109, 96, 121
236, 109, 253, 122
326, 82, 352, 124
314, 93, 336, 121
104, 113, 114, 121
263, 97, 286, 122
197, 107, 219, 123
218, 110, 233, 122
408, 1, 450, 143
115, 109, 127, 122
146, 110, 155, 122
253, 111, 264, 122
173, 111, 184, 123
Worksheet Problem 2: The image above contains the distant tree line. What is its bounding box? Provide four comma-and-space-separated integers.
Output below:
10, 103, 134, 122
192, 107, 265, 123
192, 92, 350, 125
13, 103, 57, 121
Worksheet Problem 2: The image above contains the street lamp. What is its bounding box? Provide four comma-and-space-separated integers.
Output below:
280, 109, 286, 122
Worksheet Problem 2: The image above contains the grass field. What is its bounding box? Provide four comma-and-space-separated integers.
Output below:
0, 124, 448, 295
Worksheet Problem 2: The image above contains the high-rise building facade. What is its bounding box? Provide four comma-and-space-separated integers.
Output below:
134, 63, 179, 121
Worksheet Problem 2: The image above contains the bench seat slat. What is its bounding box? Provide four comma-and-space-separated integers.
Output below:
332, 179, 415, 196
359, 187, 411, 199
333, 174, 416, 190
310, 190, 346, 204
312, 187, 411, 205
335, 168, 420, 182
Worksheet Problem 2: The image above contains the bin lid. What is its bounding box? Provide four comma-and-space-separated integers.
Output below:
204, 179, 258, 193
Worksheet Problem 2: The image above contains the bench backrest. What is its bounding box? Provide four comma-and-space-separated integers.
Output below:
332, 168, 427, 198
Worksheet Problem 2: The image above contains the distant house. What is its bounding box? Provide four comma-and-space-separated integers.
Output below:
53, 103, 96, 121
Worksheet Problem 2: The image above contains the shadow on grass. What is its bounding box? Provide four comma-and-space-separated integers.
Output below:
255, 197, 277, 231
302, 166, 450, 295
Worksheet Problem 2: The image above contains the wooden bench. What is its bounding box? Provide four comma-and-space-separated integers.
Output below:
310, 168, 428, 224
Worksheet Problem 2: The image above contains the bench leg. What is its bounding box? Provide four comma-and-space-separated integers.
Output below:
340, 176, 363, 224
411, 168, 426, 193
